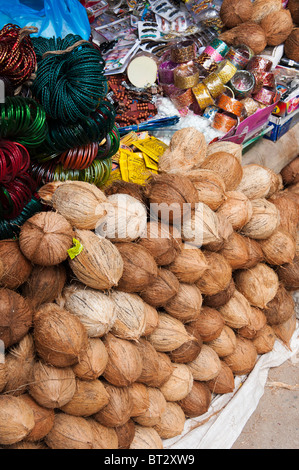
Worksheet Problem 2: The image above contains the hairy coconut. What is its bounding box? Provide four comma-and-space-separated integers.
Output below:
164, 283, 202, 323
94, 381, 133, 428
219, 232, 250, 270
29, 361, 76, 409
63, 284, 116, 338
251, 0, 282, 23
22, 264, 67, 311
187, 344, 221, 381
130, 425, 163, 449
224, 337, 257, 375
168, 329, 203, 364
19, 394, 55, 442
19, 212, 74, 266
137, 220, 181, 266
0, 239, 32, 289
147, 313, 190, 352
237, 164, 273, 199
204, 213, 234, 253
200, 152, 243, 191
188, 306, 224, 342
288, 0, 299, 24
114, 242, 158, 293
241, 236, 264, 269
241, 198, 280, 240
206, 361, 235, 394
0, 362, 6, 393
114, 419, 135, 449
34, 303, 88, 368
160, 363, 194, 402
73, 338, 108, 381
195, 251, 232, 296
219, 290, 252, 329
155, 353, 175, 388
153, 402, 186, 439
104, 180, 148, 205
133, 387, 167, 427
220, 22, 268, 54
0, 288, 32, 349
140, 268, 180, 307
8, 441, 49, 449
69, 229, 124, 291
238, 306, 267, 339
272, 313, 297, 349
259, 228, 296, 265
97, 193, 147, 242
187, 169, 227, 211
60, 379, 109, 416
0, 396, 35, 445
45, 413, 93, 449
235, 263, 279, 308
203, 278, 236, 308
206, 141, 242, 163
88, 419, 118, 449
168, 245, 208, 283
49, 180, 109, 230
178, 381, 211, 418
134, 337, 163, 387
277, 255, 299, 291
3, 334, 35, 396
252, 324, 276, 354
110, 291, 146, 341
38, 181, 63, 203
182, 202, 220, 247
263, 285, 295, 326
220, 0, 253, 28
284, 28, 299, 62
207, 326, 237, 358
145, 173, 199, 225
143, 302, 159, 336
269, 192, 299, 238
128, 383, 150, 417
217, 191, 253, 231
261, 9, 294, 46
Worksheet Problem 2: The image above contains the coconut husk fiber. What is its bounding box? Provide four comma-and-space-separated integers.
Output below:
220, 0, 253, 28
288, 0, 299, 25
284, 28, 299, 62
0, 239, 32, 290
251, 0, 282, 23
261, 9, 294, 46
220, 22, 268, 54
104, 180, 148, 206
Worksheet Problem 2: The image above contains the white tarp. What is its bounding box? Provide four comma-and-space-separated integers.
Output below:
164, 293, 299, 450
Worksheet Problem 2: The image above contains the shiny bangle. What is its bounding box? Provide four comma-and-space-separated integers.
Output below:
158, 60, 178, 84
216, 94, 244, 117
195, 53, 218, 74
225, 45, 254, 69
212, 112, 237, 133
210, 38, 229, 57
170, 87, 194, 109
246, 56, 273, 73
216, 60, 237, 84
170, 40, 196, 64
203, 72, 225, 98
173, 63, 200, 89
192, 83, 214, 110
229, 70, 256, 99
253, 87, 278, 106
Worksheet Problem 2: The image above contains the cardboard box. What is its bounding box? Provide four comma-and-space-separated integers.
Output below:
264, 107, 299, 142
272, 86, 299, 117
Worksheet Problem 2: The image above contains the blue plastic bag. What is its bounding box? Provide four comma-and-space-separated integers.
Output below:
0, 0, 91, 39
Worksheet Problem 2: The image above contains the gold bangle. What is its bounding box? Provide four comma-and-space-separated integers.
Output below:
192, 83, 214, 110
203, 72, 225, 98
173, 64, 200, 89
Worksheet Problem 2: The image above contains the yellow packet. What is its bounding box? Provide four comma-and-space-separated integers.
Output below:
102, 165, 122, 189
142, 153, 159, 172
132, 136, 168, 163
119, 149, 154, 185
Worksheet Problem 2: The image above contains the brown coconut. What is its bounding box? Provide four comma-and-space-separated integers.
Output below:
168, 328, 203, 364
187, 168, 227, 211
147, 313, 190, 353
188, 306, 224, 342
134, 337, 163, 387
60, 379, 110, 417
45, 413, 93, 449
277, 255, 299, 291
219, 232, 250, 270
217, 191, 253, 231
206, 141, 242, 162
200, 152, 243, 191
206, 326, 237, 358
7, 441, 49, 449
114, 419, 135, 449
137, 220, 182, 266
251, 0, 282, 23
272, 313, 297, 349
110, 291, 146, 341
235, 263, 279, 309
224, 337, 258, 375
219, 290, 252, 329
0, 288, 32, 349
238, 306, 267, 339
220, 22, 268, 54
140, 268, 180, 308
19, 211, 74, 266
178, 381, 211, 418
288, 0, 299, 25
182, 201, 221, 248
241, 198, 280, 240
22, 264, 67, 311
268, 192, 299, 238
143, 302, 159, 336
29, 361, 76, 409
160, 363, 194, 402
104, 179, 148, 205
102, 333, 143, 387
128, 383, 150, 417
0, 362, 6, 393
0, 239, 32, 289
259, 228, 296, 265
94, 381, 133, 428
73, 338, 108, 381
88, 419, 119, 449
263, 286, 295, 326
168, 245, 208, 283
220, 0, 253, 28
203, 278, 236, 308
19, 394, 55, 442
164, 283, 202, 323
144, 173, 199, 225
242, 236, 265, 269
3, 334, 35, 396
69, 229, 124, 291
155, 352, 175, 388
0, 396, 35, 445
195, 251, 232, 296
130, 425, 163, 449
187, 344, 222, 381
153, 402, 186, 439
114, 242, 158, 293
261, 9, 294, 46
203, 213, 234, 252
206, 361, 235, 394
34, 303, 88, 368
252, 324, 276, 354
133, 387, 167, 427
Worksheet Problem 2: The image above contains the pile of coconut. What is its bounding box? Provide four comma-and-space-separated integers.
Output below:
0, 133, 298, 450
